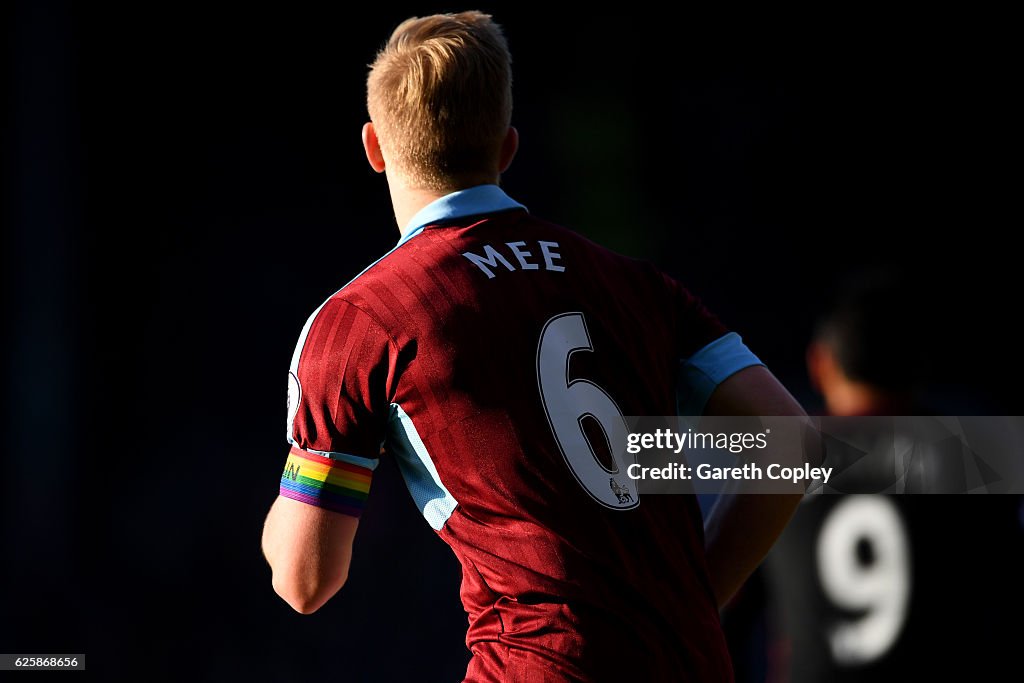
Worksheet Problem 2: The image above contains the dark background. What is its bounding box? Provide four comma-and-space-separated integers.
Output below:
3, 2, 1020, 680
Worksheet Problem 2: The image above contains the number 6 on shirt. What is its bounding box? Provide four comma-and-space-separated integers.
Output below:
537, 312, 639, 509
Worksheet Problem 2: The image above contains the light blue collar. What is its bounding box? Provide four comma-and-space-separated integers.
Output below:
397, 184, 527, 246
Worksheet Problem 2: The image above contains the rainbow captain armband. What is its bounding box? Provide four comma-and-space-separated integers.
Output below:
279, 446, 372, 517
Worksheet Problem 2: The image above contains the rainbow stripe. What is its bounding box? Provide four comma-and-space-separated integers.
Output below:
279, 446, 372, 517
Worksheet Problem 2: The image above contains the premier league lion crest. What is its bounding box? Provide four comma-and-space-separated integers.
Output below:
609, 477, 633, 504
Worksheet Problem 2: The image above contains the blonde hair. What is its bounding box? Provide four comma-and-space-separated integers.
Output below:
367, 11, 512, 191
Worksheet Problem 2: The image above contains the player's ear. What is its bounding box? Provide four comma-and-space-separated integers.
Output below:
362, 122, 386, 173
806, 341, 834, 394
498, 126, 519, 173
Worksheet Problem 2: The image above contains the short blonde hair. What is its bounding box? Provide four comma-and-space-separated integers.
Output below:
367, 11, 512, 191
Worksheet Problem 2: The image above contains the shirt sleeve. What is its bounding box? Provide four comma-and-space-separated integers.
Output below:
662, 273, 765, 416
280, 297, 394, 517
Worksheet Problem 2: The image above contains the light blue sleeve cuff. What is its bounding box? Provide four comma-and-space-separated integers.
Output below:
676, 332, 764, 416
286, 437, 380, 471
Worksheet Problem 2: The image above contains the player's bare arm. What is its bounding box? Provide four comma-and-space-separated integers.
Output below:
261, 495, 357, 614
701, 365, 809, 608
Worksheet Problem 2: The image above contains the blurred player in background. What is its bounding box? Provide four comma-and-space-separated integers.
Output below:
764, 273, 922, 681
260, 11, 807, 680
766, 273, 1024, 681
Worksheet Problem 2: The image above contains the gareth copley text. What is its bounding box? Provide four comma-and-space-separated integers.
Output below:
627, 462, 833, 484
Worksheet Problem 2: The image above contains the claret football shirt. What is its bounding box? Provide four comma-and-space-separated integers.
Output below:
280, 184, 762, 681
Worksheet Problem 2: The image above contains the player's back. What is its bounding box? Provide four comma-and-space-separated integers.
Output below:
336, 206, 734, 680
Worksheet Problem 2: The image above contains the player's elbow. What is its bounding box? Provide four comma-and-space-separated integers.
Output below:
271, 566, 348, 615
280, 591, 326, 615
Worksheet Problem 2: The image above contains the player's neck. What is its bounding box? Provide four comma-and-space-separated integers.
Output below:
387, 174, 497, 238
390, 183, 448, 238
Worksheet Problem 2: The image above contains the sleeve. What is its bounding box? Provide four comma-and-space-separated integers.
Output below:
280, 297, 394, 517
662, 273, 765, 416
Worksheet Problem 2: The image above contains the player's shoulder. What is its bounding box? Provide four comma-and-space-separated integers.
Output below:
292, 240, 417, 345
